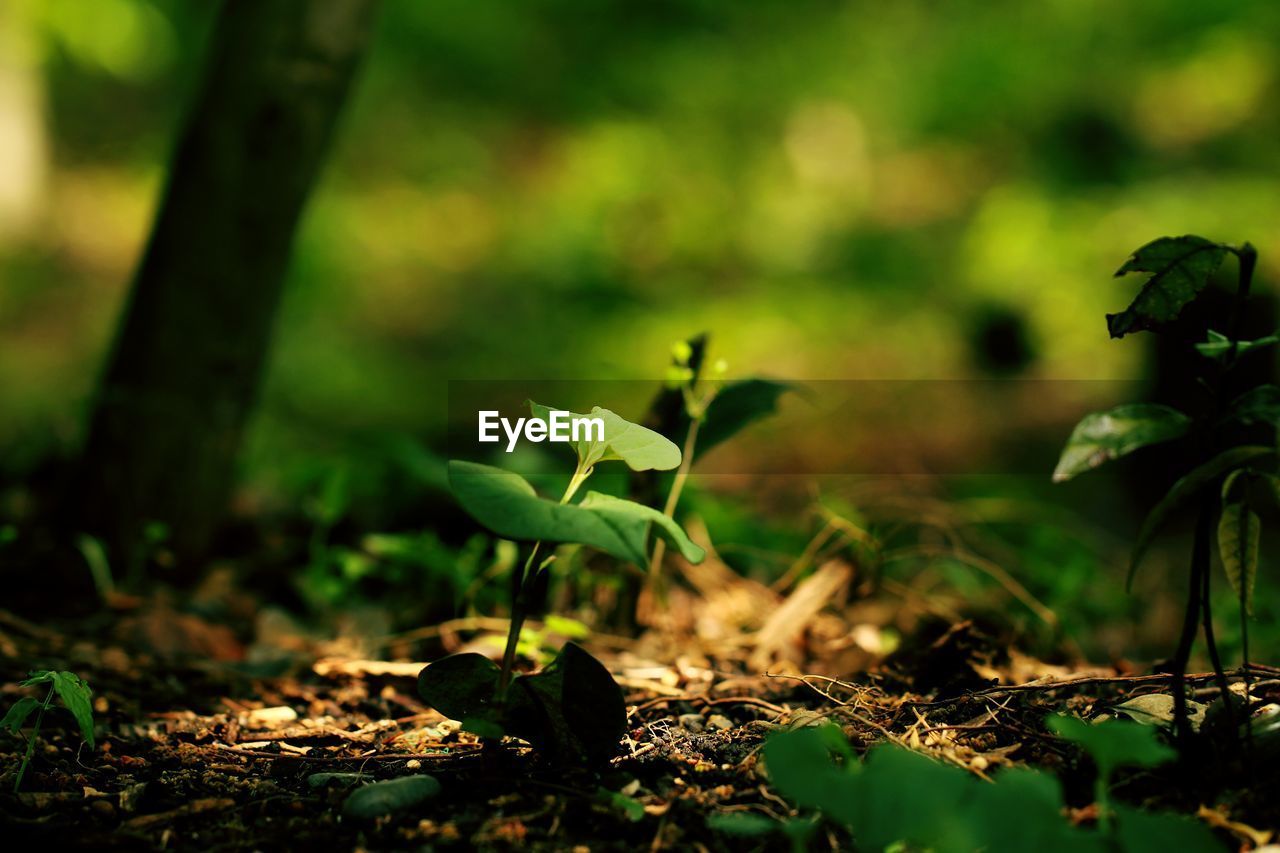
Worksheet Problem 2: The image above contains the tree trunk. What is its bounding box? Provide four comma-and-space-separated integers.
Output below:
75, 0, 378, 579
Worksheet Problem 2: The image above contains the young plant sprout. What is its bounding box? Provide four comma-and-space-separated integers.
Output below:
417, 400, 705, 763
2, 670, 95, 792
640, 336, 792, 612
1055, 235, 1276, 744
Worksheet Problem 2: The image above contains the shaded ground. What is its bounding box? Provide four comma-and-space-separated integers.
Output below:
3, 600, 1278, 851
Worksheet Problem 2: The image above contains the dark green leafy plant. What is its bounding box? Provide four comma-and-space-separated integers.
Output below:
417, 401, 705, 764
2, 670, 95, 792
753, 722, 1221, 853
1055, 235, 1274, 743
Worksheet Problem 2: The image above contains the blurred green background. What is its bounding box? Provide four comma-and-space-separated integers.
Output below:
2, 0, 1279, 661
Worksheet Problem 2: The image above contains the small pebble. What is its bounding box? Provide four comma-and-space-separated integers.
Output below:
90, 799, 116, 821
677, 714, 705, 733
707, 714, 732, 731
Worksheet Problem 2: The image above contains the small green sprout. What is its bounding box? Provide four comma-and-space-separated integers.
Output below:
2, 670, 95, 792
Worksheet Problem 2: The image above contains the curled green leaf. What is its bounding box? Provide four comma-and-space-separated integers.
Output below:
1053, 404, 1191, 483
527, 401, 680, 472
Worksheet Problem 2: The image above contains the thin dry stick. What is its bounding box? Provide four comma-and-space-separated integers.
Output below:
771, 519, 841, 593
903, 666, 1273, 707
883, 544, 1058, 626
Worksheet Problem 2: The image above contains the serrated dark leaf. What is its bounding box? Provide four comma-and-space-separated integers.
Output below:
1106, 236, 1228, 338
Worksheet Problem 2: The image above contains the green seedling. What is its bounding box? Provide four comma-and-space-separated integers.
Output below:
1055, 235, 1277, 743
756, 722, 1220, 852
641, 335, 791, 604
2, 670, 95, 792
418, 401, 705, 764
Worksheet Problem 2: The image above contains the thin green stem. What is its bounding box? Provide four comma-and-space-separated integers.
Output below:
645, 413, 703, 602
1171, 501, 1209, 746
496, 463, 589, 695
14, 684, 54, 793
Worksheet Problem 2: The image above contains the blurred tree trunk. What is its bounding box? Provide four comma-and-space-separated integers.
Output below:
75, 0, 378, 579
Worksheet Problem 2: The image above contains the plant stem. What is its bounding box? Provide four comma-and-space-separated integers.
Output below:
1199, 520, 1236, 738
496, 463, 588, 694
14, 683, 54, 793
645, 414, 703, 604
1171, 501, 1210, 746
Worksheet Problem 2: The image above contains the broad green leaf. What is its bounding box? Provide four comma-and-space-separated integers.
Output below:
848, 745, 973, 853
1218, 496, 1259, 616
51, 671, 94, 748
762, 724, 859, 819
1046, 714, 1175, 782
1112, 805, 1227, 853
507, 642, 627, 765
1106, 235, 1228, 338
1195, 329, 1280, 362
574, 491, 705, 564
1052, 404, 1191, 483
1222, 385, 1280, 426
1127, 445, 1274, 590
416, 652, 502, 726
1, 697, 41, 733
342, 775, 441, 820
527, 401, 680, 471
448, 461, 705, 565
691, 379, 793, 460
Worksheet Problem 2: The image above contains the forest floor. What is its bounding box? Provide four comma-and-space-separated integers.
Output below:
2, 572, 1279, 851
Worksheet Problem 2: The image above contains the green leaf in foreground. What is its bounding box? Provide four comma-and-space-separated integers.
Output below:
1053, 404, 1191, 483
1046, 714, 1175, 781
1127, 445, 1274, 590
706, 812, 779, 836
1106, 235, 1228, 338
447, 461, 705, 565
527, 401, 680, 471
1113, 805, 1225, 853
